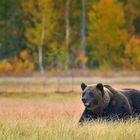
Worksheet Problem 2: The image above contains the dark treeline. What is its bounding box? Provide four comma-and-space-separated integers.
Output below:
0, 0, 140, 75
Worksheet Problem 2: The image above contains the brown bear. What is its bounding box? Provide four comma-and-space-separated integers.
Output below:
79, 83, 140, 124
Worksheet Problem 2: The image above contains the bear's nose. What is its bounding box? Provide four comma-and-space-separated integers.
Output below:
82, 98, 86, 104
85, 102, 90, 107
82, 98, 90, 107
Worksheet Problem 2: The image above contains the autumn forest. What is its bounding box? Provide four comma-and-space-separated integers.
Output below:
0, 0, 140, 75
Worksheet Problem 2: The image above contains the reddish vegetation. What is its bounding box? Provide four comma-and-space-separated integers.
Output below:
0, 97, 83, 120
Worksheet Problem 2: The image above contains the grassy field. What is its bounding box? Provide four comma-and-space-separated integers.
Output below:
0, 118, 140, 140
0, 91, 139, 140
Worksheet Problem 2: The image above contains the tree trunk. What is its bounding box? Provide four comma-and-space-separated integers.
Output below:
38, 46, 44, 73
65, 0, 71, 69
38, 16, 45, 73
66, 0, 74, 91
81, 0, 86, 68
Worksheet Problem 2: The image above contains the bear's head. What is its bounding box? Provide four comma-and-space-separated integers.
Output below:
81, 83, 111, 111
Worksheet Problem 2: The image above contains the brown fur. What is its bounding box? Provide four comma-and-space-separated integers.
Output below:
79, 83, 140, 124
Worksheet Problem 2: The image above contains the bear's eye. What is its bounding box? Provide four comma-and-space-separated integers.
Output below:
89, 92, 93, 97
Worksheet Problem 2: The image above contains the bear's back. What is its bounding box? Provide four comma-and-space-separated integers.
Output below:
120, 89, 140, 114
104, 85, 140, 114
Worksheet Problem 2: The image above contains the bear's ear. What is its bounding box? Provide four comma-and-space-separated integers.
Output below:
81, 83, 87, 91
96, 83, 104, 97
96, 83, 103, 91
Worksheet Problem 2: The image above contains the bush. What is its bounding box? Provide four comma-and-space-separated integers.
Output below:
124, 36, 140, 70
0, 59, 13, 75
0, 50, 34, 76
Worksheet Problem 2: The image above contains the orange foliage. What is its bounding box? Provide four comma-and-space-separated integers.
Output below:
0, 50, 34, 76
125, 36, 140, 69
20, 50, 29, 60
0, 59, 13, 75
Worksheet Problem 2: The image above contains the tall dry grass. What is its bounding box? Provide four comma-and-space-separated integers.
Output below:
0, 93, 83, 120
0, 92, 139, 140
0, 118, 139, 140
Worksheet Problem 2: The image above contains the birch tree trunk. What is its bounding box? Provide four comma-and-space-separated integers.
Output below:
65, 0, 74, 91
81, 0, 86, 68
38, 46, 44, 73
65, 0, 71, 69
38, 16, 45, 73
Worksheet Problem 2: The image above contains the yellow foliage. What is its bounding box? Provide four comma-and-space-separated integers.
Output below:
12, 56, 19, 64
125, 36, 140, 69
77, 50, 88, 64
0, 59, 13, 75
23, 60, 34, 74
12, 58, 34, 76
88, 0, 128, 69
13, 61, 24, 76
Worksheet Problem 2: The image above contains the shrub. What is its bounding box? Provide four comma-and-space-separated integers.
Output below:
125, 36, 140, 70
0, 59, 13, 75
0, 50, 34, 76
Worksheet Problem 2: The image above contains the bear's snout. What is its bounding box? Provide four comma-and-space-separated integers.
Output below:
82, 98, 90, 107
85, 102, 90, 107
